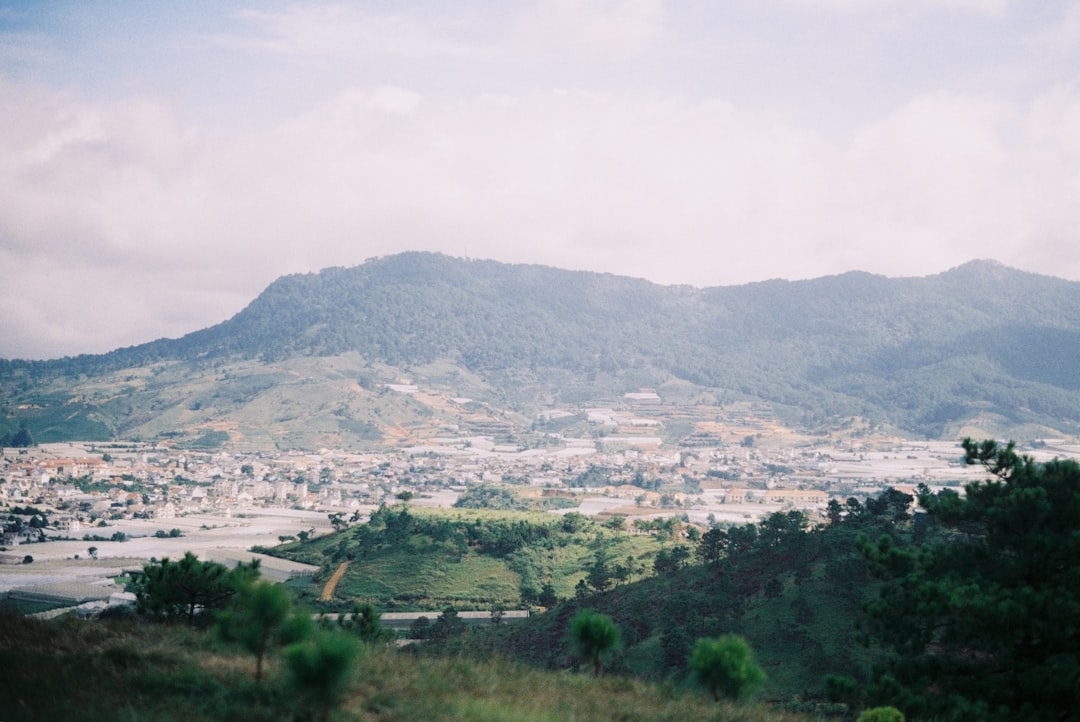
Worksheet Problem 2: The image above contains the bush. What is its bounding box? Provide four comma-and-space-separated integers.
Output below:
857, 707, 905, 722
570, 609, 620, 677
690, 635, 766, 702
284, 630, 359, 721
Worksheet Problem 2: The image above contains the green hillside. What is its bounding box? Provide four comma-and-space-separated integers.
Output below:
419, 500, 913, 702
273, 505, 676, 613
266, 497, 905, 702
5, 253, 1080, 445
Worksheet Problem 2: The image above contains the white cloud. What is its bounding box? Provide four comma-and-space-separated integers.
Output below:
1041, 3, 1080, 53
782, 0, 1009, 15
509, 0, 666, 56
209, 4, 485, 60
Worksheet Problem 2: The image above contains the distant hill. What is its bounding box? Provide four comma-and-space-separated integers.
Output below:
4, 253, 1080, 447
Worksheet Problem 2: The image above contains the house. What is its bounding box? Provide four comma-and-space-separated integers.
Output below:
56, 517, 82, 534
764, 488, 828, 508
724, 488, 747, 504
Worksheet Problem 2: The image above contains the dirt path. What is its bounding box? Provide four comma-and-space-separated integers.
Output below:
321, 561, 349, 601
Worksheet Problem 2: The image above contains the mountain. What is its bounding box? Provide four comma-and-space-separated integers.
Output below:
3, 253, 1080, 448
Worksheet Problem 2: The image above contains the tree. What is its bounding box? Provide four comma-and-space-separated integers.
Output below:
136, 552, 258, 626
327, 512, 348, 533
430, 606, 466, 641
698, 527, 727, 567
670, 544, 692, 568
409, 616, 431, 640
217, 579, 312, 681
561, 512, 589, 533
857, 439, 1080, 721
826, 498, 845, 526
22, 555, 32, 564
603, 516, 626, 535
863, 487, 913, 522
337, 602, 389, 644
11, 423, 34, 448
585, 551, 614, 592
570, 609, 620, 677
758, 510, 807, 547
726, 524, 758, 555
690, 635, 766, 702
87, 546, 98, 560
284, 630, 359, 722
538, 582, 559, 608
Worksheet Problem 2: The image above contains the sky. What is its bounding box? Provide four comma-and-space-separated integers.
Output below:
2, 1, 1080, 360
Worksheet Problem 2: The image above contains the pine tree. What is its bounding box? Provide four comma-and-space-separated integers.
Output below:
858, 439, 1080, 721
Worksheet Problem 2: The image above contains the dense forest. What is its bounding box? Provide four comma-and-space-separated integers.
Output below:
4, 253, 1080, 444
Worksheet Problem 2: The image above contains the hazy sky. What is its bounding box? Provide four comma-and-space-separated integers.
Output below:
3, 1, 1080, 359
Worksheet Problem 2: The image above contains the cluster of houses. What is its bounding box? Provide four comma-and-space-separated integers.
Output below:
0, 428, 980, 550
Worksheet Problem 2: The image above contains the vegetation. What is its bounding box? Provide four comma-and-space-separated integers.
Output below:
332, 602, 395, 644
279, 505, 665, 611
216, 579, 313, 681
135, 552, 259, 626
4, 439, 1078, 721
283, 630, 360, 722
0, 422, 34, 447
856, 709, 904, 722
0, 609, 819, 722
6, 254, 1080, 446
570, 609, 621, 677
454, 483, 577, 512
691, 635, 767, 702
850, 439, 1080, 721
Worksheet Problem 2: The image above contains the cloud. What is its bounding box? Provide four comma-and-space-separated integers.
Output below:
4, 64, 1080, 358
509, 0, 666, 56
781, 0, 1009, 15
208, 4, 486, 60
1041, 3, 1080, 54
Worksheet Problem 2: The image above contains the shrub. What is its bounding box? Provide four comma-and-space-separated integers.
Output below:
284, 630, 359, 721
857, 707, 905, 722
570, 609, 620, 677
690, 635, 766, 702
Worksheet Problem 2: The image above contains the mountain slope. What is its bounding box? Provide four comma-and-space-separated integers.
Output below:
3, 253, 1080, 446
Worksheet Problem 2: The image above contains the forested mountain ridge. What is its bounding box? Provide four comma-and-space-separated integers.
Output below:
3, 253, 1080, 446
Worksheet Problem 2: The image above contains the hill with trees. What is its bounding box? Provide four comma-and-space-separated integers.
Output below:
418, 441, 1078, 721
4, 253, 1080, 446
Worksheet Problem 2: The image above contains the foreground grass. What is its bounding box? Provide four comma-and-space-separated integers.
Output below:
0, 611, 826, 722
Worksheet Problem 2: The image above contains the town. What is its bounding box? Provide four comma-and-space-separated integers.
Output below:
4, 386, 1078, 618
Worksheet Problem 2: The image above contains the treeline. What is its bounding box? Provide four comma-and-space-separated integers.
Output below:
453, 483, 578, 512
332, 503, 562, 561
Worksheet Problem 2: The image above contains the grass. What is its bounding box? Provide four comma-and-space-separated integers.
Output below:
284, 506, 675, 611
336, 549, 520, 607
0, 610, 829, 722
